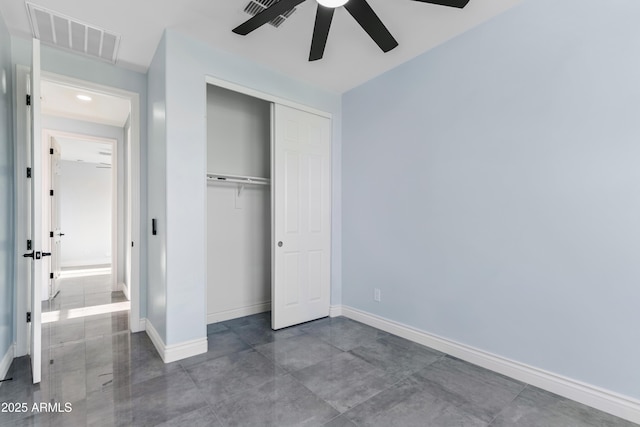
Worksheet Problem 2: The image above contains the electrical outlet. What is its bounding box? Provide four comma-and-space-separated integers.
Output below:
374, 288, 381, 302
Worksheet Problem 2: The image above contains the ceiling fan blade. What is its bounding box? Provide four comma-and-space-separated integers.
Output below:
344, 0, 398, 53
412, 0, 470, 8
233, 0, 306, 35
309, 5, 335, 61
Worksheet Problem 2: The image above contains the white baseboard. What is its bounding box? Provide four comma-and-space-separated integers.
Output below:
145, 319, 207, 364
133, 317, 147, 333
329, 305, 343, 317
339, 305, 640, 425
0, 343, 16, 387
207, 302, 271, 324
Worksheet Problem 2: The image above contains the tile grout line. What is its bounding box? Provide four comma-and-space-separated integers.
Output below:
230, 319, 352, 422
179, 363, 227, 427
333, 351, 448, 424
485, 382, 529, 426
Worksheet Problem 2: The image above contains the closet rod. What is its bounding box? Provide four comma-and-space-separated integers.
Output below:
206, 173, 270, 186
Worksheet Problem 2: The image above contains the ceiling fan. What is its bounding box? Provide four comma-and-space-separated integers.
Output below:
233, 0, 470, 61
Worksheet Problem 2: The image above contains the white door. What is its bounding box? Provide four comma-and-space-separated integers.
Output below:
25, 39, 43, 384
49, 137, 62, 298
272, 104, 331, 330
125, 124, 132, 298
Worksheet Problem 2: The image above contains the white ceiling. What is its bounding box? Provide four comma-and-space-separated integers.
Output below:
0, 0, 521, 92
41, 80, 130, 127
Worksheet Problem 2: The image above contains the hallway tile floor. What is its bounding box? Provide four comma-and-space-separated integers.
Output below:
0, 275, 636, 426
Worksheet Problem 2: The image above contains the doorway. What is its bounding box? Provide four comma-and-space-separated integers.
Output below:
204, 77, 332, 332
42, 131, 117, 296
39, 82, 128, 356
14, 67, 142, 366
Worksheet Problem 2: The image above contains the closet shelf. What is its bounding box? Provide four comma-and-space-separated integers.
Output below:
207, 173, 270, 196
207, 173, 270, 185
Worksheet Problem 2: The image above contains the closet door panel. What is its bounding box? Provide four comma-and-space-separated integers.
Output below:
308, 250, 324, 302
273, 104, 331, 330
284, 151, 300, 233
284, 252, 301, 306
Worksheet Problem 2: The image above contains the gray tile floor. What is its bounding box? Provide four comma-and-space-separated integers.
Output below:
0, 274, 636, 426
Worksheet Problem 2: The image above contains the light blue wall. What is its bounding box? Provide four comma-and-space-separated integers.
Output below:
343, 0, 640, 400
11, 36, 149, 319
0, 10, 15, 363
146, 35, 168, 340
160, 29, 342, 345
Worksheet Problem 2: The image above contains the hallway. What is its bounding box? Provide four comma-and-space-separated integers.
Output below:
1, 272, 130, 425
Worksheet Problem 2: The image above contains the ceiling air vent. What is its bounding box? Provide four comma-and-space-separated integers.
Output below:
244, 0, 296, 28
26, 2, 120, 64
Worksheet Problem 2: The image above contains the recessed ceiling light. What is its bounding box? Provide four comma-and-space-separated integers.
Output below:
76, 94, 92, 102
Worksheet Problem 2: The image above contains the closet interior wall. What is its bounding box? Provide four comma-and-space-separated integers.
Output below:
206, 84, 272, 324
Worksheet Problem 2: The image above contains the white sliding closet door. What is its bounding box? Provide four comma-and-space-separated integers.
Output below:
272, 104, 331, 330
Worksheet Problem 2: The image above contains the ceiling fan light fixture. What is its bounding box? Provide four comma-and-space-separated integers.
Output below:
316, 0, 348, 8
236, 0, 469, 61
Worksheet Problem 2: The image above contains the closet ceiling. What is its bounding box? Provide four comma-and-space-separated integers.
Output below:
0, 0, 521, 92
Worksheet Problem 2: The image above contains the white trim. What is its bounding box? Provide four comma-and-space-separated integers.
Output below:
125, 94, 141, 335
121, 281, 130, 300
135, 317, 147, 333
0, 343, 15, 386
205, 75, 332, 119
110, 127, 118, 292
207, 302, 271, 324
163, 337, 208, 364
329, 305, 342, 318
145, 320, 207, 364
339, 305, 640, 425
145, 319, 164, 359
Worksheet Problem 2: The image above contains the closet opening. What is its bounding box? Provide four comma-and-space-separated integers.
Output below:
206, 84, 272, 325
205, 77, 333, 331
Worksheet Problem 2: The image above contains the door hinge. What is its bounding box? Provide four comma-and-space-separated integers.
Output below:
26, 94, 31, 106
49, 231, 54, 238
26, 167, 32, 178
49, 190, 54, 196
27, 239, 32, 250
26, 312, 31, 323
50, 148, 54, 155
131, 241, 134, 247
50, 273, 54, 279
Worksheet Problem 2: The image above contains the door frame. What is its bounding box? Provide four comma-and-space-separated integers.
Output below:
204, 77, 332, 120
14, 66, 143, 356
203, 75, 332, 328
42, 129, 118, 294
